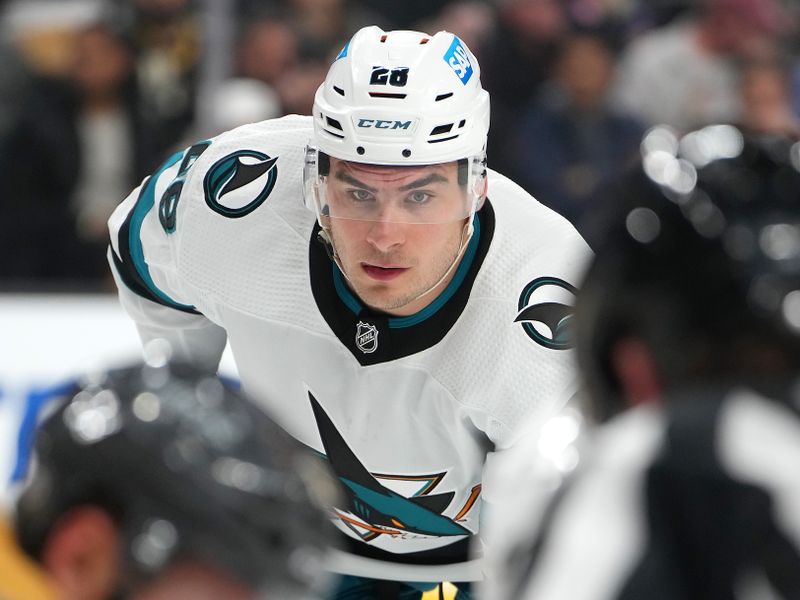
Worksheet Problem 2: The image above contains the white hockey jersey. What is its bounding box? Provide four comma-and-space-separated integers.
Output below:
108, 115, 591, 581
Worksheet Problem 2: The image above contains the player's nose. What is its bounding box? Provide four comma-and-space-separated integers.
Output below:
365, 217, 405, 252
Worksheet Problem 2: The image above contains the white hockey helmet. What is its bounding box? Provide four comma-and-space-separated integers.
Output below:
304, 26, 490, 224
312, 25, 489, 165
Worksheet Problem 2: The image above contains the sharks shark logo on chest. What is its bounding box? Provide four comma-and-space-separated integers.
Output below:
203, 150, 278, 218
307, 391, 480, 543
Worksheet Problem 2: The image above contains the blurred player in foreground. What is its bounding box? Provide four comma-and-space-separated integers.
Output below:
488, 126, 800, 599
6, 360, 338, 600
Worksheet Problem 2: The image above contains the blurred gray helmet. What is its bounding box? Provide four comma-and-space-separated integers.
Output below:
14, 362, 339, 599
577, 127, 800, 421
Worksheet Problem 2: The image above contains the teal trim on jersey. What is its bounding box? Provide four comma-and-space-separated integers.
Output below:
130, 150, 196, 310
332, 264, 362, 314
330, 215, 481, 328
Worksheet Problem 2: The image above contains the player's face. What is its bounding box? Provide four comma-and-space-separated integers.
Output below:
325, 159, 469, 316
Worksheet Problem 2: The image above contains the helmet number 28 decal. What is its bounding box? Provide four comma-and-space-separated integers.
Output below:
369, 66, 409, 87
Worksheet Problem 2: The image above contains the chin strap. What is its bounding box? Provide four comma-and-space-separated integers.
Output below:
317, 218, 474, 312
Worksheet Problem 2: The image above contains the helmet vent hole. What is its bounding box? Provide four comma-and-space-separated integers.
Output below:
420, 38, 429, 44
380, 35, 387, 42
428, 135, 459, 144
458, 119, 466, 128
430, 124, 453, 135
357, 146, 365, 155
325, 116, 343, 131
333, 86, 345, 97
402, 149, 411, 158
435, 93, 453, 102
368, 92, 407, 99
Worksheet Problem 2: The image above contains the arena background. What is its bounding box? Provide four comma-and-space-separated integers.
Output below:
0, 1, 798, 595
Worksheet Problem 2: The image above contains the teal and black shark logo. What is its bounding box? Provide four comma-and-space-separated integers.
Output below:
515, 277, 577, 350
203, 150, 278, 218
308, 391, 476, 542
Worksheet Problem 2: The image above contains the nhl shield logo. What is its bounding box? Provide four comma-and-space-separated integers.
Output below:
355, 321, 379, 354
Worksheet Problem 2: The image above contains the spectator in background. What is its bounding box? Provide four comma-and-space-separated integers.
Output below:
612, 0, 787, 130
281, 0, 388, 117
0, 21, 144, 288
273, 59, 330, 116
0, 25, 33, 167
192, 77, 281, 140
738, 56, 800, 138
415, 1, 496, 59
70, 23, 139, 267
233, 11, 325, 117
511, 32, 644, 231
236, 0, 388, 118
125, 0, 200, 159
234, 12, 298, 92
288, 0, 385, 61
356, 0, 450, 29
480, 0, 572, 177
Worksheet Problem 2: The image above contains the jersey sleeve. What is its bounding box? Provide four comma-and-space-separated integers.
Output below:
107, 143, 227, 372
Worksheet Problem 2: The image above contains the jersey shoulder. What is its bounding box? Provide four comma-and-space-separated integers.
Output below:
108, 115, 315, 316
480, 168, 592, 302
424, 171, 591, 447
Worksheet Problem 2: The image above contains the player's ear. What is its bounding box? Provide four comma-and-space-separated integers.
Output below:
478, 175, 489, 210
611, 336, 662, 409
475, 172, 488, 211
41, 505, 120, 600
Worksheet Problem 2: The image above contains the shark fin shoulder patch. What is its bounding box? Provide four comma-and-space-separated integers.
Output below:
203, 149, 279, 218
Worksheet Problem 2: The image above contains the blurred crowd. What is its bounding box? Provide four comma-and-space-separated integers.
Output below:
0, 0, 797, 291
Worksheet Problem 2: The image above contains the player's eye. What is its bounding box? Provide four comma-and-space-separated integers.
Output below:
406, 191, 432, 204
348, 189, 374, 203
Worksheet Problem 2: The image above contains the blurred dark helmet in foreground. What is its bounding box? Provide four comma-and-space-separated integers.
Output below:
578, 126, 800, 421
14, 361, 339, 599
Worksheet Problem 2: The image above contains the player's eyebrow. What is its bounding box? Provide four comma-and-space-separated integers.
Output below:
333, 170, 378, 193
398, 173, 449, 191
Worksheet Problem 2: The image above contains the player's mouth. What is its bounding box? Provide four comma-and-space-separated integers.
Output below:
361, 263, 408, 281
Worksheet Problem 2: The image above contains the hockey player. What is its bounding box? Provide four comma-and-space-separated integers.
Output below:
10, 361, 338, 600
107, 26, 590, 597
488, 128, 800, 599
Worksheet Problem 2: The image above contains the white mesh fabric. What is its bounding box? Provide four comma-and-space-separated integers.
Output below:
175, 116, 328, 333
403, 170, 591, 449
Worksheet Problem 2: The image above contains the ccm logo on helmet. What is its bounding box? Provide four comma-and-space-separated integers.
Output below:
357, 119, 412, 130
443, 36, 473, 84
